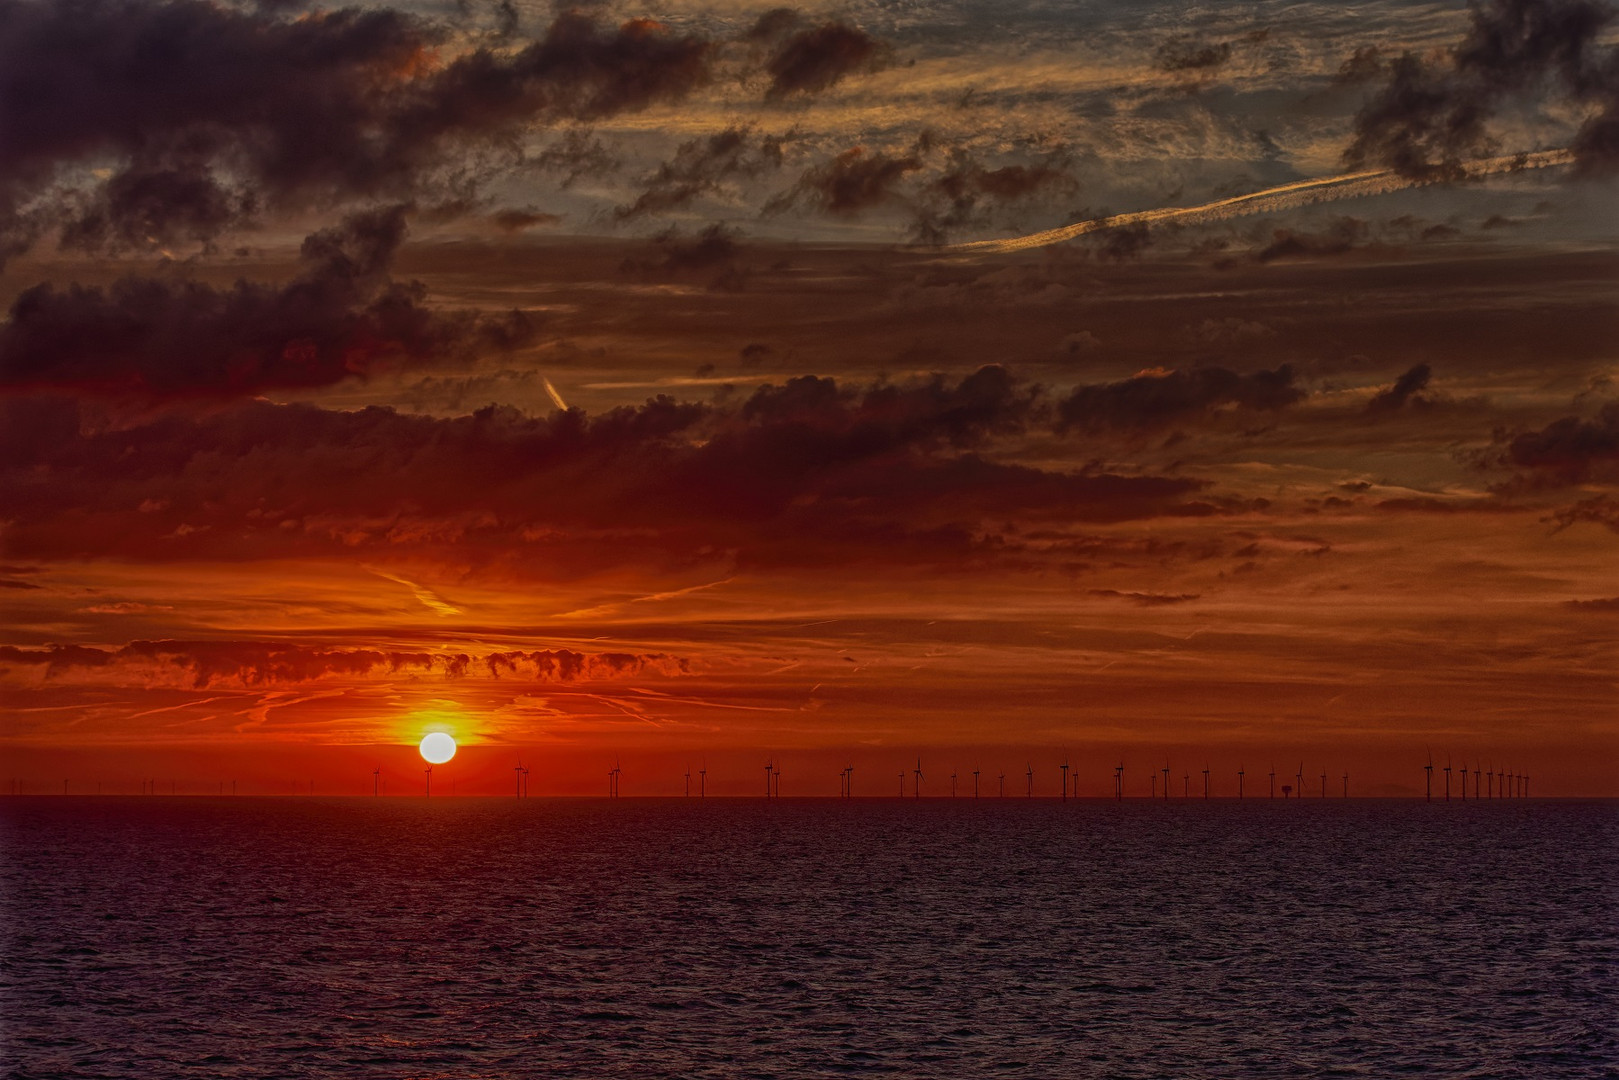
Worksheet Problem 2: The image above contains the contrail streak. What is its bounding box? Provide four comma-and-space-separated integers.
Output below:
945, 149, 1573, 256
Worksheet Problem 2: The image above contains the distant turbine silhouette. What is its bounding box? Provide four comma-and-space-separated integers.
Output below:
1473, 762, 1481, 799
1487, 761, 1495, 799
1162, 764, 1170, 802
1238, 765, 1245, 800
515, 761, 525, 799
424, 765, 432, 798
1269, 764, 1276, 800
951, 771, 958, 798
1025, 763, 1033, 797
914, 758, 924, 800
999, 771, 1006, 797
1150, 772, 1157, 799
1183, 772, 1189, 798
1202, 765, 1210, 800
1425, 749, 1434, 802
685, 765, 691, 798
373, 768, 380, 797
1113, 763, 1122, 801
699, 762, 707, 798
1444, 756, 1452, 802
1295, 763, 1304, 800
1061, 760, 1070, 802
1342, 771, 1348, 798
1320, 769, 1326, 799
973, 768, 980, 798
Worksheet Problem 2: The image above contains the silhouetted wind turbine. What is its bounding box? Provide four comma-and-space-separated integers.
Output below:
373, 768, 380, 797
699, 761, 707, 798
1238, 765, 1245, 800
999, 771, 1006, 797
1183, 771, 1189, 798
1486, 761, 1494, 798
1524, 773, 1529, 798
1150, 772, 1157, 799
1269, 764, 1276, 799
1025, 763, 1033, 797
1473, 762, 1481, 799
1425, 749, 1434, 802
1060, 760, 1070, 802
1444, 756, 1452, 802
1342, 771, 1348, 798
766, 759, 775, 799
950, 771, 958, 798
1113, 763, 1122, 801
914, 758, 924, 799
515, 761, 525, 798
1203, 765, 1210, 800
1162, 764, 1170, 801
685, 765, 691, 798
1320, 768, 1327, 799
973, 768, 980, 798
1295, 763, 1304, 800
898, 770, 905, 797
424, 766, 432, 798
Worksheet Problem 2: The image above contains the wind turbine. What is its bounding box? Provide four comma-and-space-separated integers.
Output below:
1202, 765, 1210, 800
515, 760, 525, 799
1295, 763, 1304, 800
913, 758, 924, 799
373, 768, 380, 797
1444, 756, 1452, 802
1162, 764, 1170, 801
973, 768, 980, 798
1425, 749, 1434, 802
1320, 768, 1327, 799
1113, 763, 1122, 801
699, 761, 707, 798
998, 771, 1006, 797
1060, 760, 1070, 802
1486, 761, 1494, 798
685, 765, 691, 798
1025, 763, 1033, 797
1238, 764, 1245, 800
424, 766, 432, 798
950, 771, 958, 798
1342, 771, 1348, 798
1269, 764, 1276, 799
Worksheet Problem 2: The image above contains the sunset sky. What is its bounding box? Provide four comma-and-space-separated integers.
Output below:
1, 0, 1615, 796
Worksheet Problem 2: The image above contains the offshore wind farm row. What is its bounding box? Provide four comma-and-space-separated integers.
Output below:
7, 759, 1537, 800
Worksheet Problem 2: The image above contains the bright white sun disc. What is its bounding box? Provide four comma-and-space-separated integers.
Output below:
419, 732, 457, 764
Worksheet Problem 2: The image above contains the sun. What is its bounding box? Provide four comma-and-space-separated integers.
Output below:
419, 731, 457, 764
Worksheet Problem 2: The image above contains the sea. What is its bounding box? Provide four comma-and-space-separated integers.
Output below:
3, 798, 1615, 1078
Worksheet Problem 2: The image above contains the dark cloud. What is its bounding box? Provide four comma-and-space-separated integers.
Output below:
1366, 363, 1434, 413
0, 641, 685, 688
1254, 217, 1369, 262
767, 147, 922, 215
532, 128, 623, 189
1156, 37, 1233, 73
1088, 589, 1201, 605
1545, 494, 1619, 531
747, 9, 889, 98
0, 367, 1208, 571
0, 0, 716, 260
1343, 0, 1618, 177
0, 207, 537, 397
491, 207, 562, 231
911, 152, 1077, 243
1336, 45, 1386, 84
1562, 595, 1619, 609
1499, 403, 1619, 484
616, 127, 789, 220
1057, 366, 1305, 433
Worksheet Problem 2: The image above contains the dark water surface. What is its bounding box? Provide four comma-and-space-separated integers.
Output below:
3, 798, 1616, 1078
